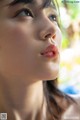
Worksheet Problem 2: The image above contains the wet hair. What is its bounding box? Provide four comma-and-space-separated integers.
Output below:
43, 0, 75, 120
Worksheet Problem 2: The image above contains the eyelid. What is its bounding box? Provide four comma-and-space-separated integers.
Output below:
48, 11, 58, 18
13, 8, 33, 18
48, 13, 58, 24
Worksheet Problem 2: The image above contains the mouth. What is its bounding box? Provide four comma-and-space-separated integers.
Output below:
40, 44, 59, 59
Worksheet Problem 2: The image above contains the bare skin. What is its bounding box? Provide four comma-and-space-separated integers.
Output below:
0, 0, 80, 120
0, 78, 44, 120
0, 0, 62, 119
62, 94, 80, 120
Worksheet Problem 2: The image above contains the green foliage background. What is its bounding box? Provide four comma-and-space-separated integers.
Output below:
56, 0, 80, 93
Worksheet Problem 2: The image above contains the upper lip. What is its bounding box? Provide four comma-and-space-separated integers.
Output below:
40, 44, 59, 55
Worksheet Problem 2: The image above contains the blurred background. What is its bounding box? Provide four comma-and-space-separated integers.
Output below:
57, 0, 80, 94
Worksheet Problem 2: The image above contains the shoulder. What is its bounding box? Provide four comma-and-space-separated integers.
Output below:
61, 94, 80, 120
71, 94, 80, 106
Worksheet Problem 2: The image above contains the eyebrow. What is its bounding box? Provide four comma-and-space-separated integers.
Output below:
9, 0, 56, 10
42, 0, 52, 8
9, 0, 33, 6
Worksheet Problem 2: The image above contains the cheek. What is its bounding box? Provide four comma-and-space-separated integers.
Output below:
8, 25, 34, 60
0, 22, 36, 74
0, 20, 33, 44
0, 21, 32, 53
11, 23, 31, 43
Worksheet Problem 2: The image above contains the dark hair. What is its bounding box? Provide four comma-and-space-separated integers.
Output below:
43, 0, 75, 120
43, 79, 75, 120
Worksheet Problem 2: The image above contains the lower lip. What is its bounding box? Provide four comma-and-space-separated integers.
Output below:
41, 51, 58, 59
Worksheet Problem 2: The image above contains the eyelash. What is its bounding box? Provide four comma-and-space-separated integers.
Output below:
13, 8, 33, 18
13, 8, 58, 23
48, 14, 58, 22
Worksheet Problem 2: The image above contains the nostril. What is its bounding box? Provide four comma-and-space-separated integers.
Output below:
52, 34, 56, 39
45, 33, 52, 39
45, 34, 56, 39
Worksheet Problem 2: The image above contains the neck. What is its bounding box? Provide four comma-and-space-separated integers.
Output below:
0, 77, 44, 120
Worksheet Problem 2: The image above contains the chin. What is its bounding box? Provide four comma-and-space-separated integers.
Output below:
44, 71, 59, 81
37, 69, 59, 81
36, 61, 60, 81
43, 65, 59, 80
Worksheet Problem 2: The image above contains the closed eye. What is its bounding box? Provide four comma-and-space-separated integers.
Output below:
13, 8, 33, 18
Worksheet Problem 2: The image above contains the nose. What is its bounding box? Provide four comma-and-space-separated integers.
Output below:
39, 17, 56, 40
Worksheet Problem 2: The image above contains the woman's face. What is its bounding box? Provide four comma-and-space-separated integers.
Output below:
0, 0, 62, 81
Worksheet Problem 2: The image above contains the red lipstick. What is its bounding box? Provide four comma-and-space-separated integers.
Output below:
41, 45, 59, 59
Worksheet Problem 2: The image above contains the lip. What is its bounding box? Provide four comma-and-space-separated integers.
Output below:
40, 44, 59, 59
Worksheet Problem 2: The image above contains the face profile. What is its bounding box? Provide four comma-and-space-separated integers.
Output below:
1, 1, 79, 120
0, 0, 62, 83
